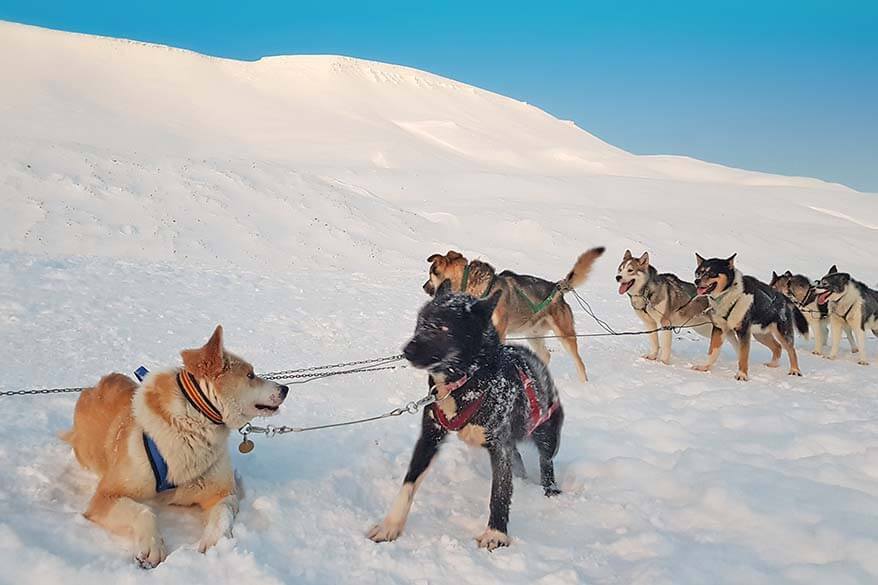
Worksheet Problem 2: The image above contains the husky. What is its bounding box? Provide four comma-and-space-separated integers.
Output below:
814, 265, 878, 365
423, 247, 605, 382
62, 326, 288, 568
616, 250, 715, 363
693, 254, 808, 380
368, 280, 564, 550
770, 270, 858, 356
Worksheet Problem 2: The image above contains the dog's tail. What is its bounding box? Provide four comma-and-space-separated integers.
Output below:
558, 247, 605, 291
792, 305, 810, 338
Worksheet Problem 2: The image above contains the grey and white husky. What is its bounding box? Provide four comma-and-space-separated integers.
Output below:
770, 270, 857, 356
616, 250, 714, 364
814, 266, 878, 365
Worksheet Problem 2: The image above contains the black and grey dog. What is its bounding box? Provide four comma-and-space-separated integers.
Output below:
368, 280, 564, 550
814, 265, 878, 365
693, 253, 808, 380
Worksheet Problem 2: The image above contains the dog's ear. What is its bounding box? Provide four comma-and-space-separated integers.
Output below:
695, 252, 705, 267
726, 253, 737, 269
637, 251, 649, 267
623, 249, 632, 261
181, 325, 225, 379
435, 279, 453, 299
829, 265, 838, 274
446, 250, 463, 261
770, 271, 779, 285
427, 253, 443, 263
472, 289, 502, 322
784, 270, 792, 277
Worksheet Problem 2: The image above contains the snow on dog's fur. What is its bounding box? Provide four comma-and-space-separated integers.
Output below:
62, 325, 288, 568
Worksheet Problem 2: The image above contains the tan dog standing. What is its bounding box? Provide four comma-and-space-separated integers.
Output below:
62, 325, 288, 568
423, 248, 604, 382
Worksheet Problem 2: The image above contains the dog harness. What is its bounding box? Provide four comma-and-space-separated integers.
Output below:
460, 263, 498, 299
432, 373, 485, 431
431, 367, 559, 436
134, 367, 176, 492
514, 285, 559, 314
518, 366, 560, 436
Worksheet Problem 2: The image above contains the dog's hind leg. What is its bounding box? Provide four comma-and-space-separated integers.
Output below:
735, 328, 751, 381
528, 336, 551, 365
531, 405, 564, 497
476, 443, 514, 550
753, 332, 782, 368
771, 323, 802, 376
85, 489, 166, 568
812, 319, 827, 355
549, 302, 588, 382
845, 325, 859, 354
368, 408, 447, 543
511, 444, 527, 479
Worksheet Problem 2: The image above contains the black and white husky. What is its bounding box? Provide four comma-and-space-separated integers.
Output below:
368, 280, 564, 550
814, 266, 878, 365
693, 254, 808, 380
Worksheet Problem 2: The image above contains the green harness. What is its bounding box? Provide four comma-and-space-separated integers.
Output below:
460, 264, 499, 299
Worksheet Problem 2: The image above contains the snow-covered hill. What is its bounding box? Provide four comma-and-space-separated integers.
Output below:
1, 20, 878, 585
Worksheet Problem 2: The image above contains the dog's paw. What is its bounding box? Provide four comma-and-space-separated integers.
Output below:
367, 520, 404, 543
735, 371, 749, 381
824, 354, 837, 360
852, 347, 860, 354
764, 361, 780, 368
788, 368, 803, 377
642, 353, 659, 361
692, 364, 711, 372
475, 528, 510, 551
543, 485, 562, 497
197, 526, 232, 554
811, 350, 823, 356
858, 359, 870, 366
134, 534, 166, 569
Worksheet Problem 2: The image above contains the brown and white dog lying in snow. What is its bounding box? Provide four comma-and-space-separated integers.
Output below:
62, 325, 288, 568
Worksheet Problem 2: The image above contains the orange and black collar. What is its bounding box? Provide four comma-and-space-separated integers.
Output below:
176, 371, 224, 425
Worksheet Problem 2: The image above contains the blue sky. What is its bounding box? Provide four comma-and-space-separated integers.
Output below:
2, 1, 876, 192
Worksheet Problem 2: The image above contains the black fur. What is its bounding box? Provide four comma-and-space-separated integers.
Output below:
399, 280, 564, 543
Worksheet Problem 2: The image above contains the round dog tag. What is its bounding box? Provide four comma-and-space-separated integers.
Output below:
238, 438, 255, 454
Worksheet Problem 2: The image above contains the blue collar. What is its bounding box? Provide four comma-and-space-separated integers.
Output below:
143, 433, 175, 492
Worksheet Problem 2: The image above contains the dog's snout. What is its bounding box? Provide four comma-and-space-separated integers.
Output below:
423, 281, 435, 295
615, 275, 622, 282
403, 340, 418, 361
278, 385, 289, 400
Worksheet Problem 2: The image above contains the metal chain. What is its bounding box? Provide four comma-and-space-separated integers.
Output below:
238, 391, 435, 442
260, 354, 405, 379
0, 386, 86, 397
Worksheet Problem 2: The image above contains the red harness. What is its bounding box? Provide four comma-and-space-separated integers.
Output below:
431, 368, 559, 435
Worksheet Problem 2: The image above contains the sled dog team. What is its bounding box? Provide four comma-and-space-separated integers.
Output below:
64, 246, 877, 566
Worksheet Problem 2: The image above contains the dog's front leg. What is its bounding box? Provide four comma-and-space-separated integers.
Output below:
827, 314, 844, 359
86, 491, 166, 568
476, 443, 513, 551
198, 492, 239, 553
368, 409, 446, 543
735, 326, 751, 380
812, 319, 826, 355
693, 326, 724, 372
636, 310, 659, 360
845, 325, 859, 354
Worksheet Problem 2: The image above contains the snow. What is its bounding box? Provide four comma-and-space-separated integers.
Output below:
1, 20, 878, 585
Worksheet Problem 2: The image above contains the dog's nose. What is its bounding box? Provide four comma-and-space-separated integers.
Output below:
615, 275, 622, 282
403, 340, 418, 361
278, 385, 289, 399
423, 281, 434, 295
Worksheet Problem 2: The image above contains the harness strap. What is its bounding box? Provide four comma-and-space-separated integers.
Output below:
481, 273, 498, 298
518, 366, 559, 436
515, 285, 559, 315
460, 264, 471, 291
431, 373, 484, 431
143, 433, 176, 492
177, 371, 224, 425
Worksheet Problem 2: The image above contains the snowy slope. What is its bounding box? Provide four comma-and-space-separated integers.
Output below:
2, 20, 878, 585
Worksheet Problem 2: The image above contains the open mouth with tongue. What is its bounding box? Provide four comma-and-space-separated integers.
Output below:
816, 290, 832, 305
618, 280, 634, 295
696, 282, 717, 296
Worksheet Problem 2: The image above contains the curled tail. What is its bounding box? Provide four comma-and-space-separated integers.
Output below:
792, 305, 809, 338
558, 246, 605, 291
